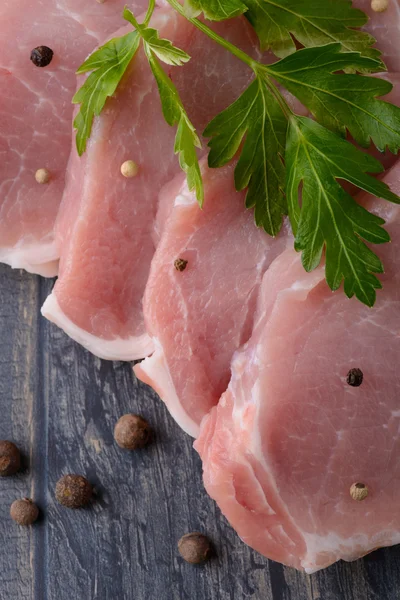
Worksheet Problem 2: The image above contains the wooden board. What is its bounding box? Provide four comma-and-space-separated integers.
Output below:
1, 263, 400, 600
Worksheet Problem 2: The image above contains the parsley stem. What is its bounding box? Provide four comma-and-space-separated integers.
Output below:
144, 0, 156, 26
261, 72, 295, 120
164, 0, 257, 70
164, 0, 296, 123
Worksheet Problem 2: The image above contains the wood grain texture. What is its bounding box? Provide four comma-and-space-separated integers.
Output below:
1, 263, 400, 600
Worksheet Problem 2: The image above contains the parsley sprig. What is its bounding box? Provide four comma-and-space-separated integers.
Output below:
205, 76, 288, 236
73, 0, 400, 306
73, 30, 140, 156
286, 117, 399, 306
189, 0, 384, 67
123, 7, 204, 205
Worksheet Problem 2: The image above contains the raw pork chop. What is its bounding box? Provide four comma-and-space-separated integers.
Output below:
42, 10, 264, 360
196, 166, 400, 572
0, 0, 151, 275
134, 1, 400, 432
135, 162, 290, 437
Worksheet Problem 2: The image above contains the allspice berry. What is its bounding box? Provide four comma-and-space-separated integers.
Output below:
10, 498, 39, 526
35, 168, 51, 184
121, 160, 139, 178
0, 440, 21, 476
371, 0, 389, 12
350, 482, 369, 502
114, 414, 151, 450
55, 474, 93, 509
174, 258, 188, 272
178, 533, 212, 564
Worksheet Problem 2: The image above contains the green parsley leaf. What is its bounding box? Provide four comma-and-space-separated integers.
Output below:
73, 31, 140, 156
205, 77, 287, 235
71, 0, 400, 306
243, 0, 384, 68
145, 48, 204, 206
286, 116, 400, 307
268, 44, 400, 153
123, 8, 190, 66
183, 0, 247, 21
123, 8, 203, 205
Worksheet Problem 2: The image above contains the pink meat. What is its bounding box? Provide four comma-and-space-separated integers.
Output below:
0, 0, 151, 275
40, 0, 393, 356
133, 1, 400, 433
135, 162, 291, 436
196, 165, 400, 572
42, 10, 264, 360
357, 0, 400, 72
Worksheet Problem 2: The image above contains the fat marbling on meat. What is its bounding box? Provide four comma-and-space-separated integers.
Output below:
42, 9, 263, 360
0, 0, 150, 275
196, 164, 400, 572
135, 161, 291, 436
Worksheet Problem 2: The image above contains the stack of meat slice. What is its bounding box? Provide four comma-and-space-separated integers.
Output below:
41, 8, 265, 359
196, 173, 400, 572
135, 161, 292, 436
0, 0, 151, 275
135, 0, 400, 571
2, 0, 400, 574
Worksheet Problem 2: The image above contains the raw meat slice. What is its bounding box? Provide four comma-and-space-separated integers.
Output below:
0, 0, 150, 275
41, 0, 391, 355
134, 1, 400, 432
196, 166, 400, 573
134, 162, 291, 436
42, 10, 265, 360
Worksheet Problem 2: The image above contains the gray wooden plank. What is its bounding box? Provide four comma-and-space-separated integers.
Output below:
1, 265, 400, 599
0, 265, 40, 600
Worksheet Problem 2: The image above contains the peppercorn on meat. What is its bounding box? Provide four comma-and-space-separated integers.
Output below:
358, 0, 400, 71
41, 8, 263, 360
2, 0, 400, 578
196, 165, 400, 572
134, 161, 291, 437
0, 0, 149, 275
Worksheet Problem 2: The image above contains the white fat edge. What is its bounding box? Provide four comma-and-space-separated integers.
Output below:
0, 239, 59, 277
228, 370, 310, 551
228, 264, 328, 559
228, 350, 306, 545
174, 192, 197, 207
136, 338, 200, 438
302, 529, 400, 574
174, 173, 197, 207
42, 293, 154, 360
288, 261, 325, 292
227, 374, 276, 520
173, 157, 209, 208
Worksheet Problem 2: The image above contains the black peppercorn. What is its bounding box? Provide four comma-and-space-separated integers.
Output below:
0, 440, 21, 476
178, 533, 212, 564
55, 474, 93, 509
30, 46, 54, 68
347, 368, 363, 387
174, 258, 188, 272
114, 414, 152, 450
10, 498, 39, 526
